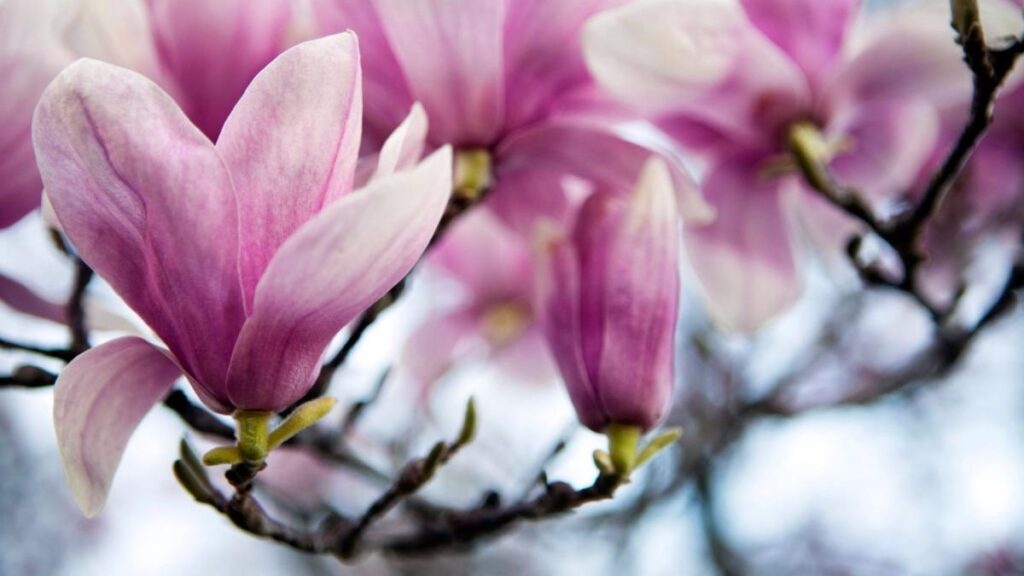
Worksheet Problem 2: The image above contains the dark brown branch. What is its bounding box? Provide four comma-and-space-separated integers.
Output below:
0, 337, 75, 362
381, 474, 622, 556
0, 365, 58, 388
66, 259, 93, 356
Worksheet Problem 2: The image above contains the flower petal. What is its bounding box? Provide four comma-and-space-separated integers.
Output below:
430, 208, 533, 300
399, 307, 481, 399
502, 0, 624, 130
34, 59, 245, 403
739, 0, 859, 84
373, 0, 506, 145
54, 337, 182, 517
685, 157, 802, 332
369, 102, 428, 183
829, 100, 940, 202
61, 0, 163, 80
147, 0, 294, 140
225, 147, 453, 411
534, 225, 606, 432
0, 0, 69, 228
591, 159, 679, 430
0, 271, 63, 323
217, 33, 363, 307
583, 0, 808, 145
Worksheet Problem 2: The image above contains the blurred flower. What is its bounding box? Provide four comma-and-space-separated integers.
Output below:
0, 0, 71, 229
584, 0, 972, 331
535, 158, 680, 433
314, 0, 696, 236
398, 209, 557, 395
34, 34, 452, 516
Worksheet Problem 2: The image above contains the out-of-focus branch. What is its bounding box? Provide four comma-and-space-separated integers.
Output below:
789, 13, 1024, 324
66, 259, 93, 355
175, 400, 608, 562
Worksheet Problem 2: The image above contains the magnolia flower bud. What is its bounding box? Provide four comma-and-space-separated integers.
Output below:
536, 158, 680, 433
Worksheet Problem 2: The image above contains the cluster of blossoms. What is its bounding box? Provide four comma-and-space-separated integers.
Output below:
0, 0, 1020, 520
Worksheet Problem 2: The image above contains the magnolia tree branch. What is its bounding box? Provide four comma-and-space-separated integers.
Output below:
790, 11, 1024, 324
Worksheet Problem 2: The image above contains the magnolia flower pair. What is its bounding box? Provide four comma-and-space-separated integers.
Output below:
40, 31, 682, 515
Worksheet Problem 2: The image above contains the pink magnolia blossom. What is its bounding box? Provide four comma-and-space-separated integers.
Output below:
1, 0, 305, 230
536, 159, 680, 432
35, 34, 452, 516
399, 209, 557, 395
314, 0, 690, 235
584, 0, 973, 331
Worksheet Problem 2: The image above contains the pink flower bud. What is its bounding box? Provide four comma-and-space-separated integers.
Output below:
536, 158, 680, 432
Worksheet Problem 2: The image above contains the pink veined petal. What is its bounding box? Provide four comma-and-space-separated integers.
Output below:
685, 157, 802, 332
739, 0, 860, 87
0, 0, 70, 228
312, 0, 414, 148
486, 168, 576, 238
54, 337, 182, 517
148, 0, 293, 140
430, 208, 534, 301
501, 0, 625, 131
225, 147, 453, 412
34, 59, 245, 405
217, 33, 363, 308
534, 226, 606, 432
373, 0, 506, 145
583, 0, 809, 147
0, 271, 64, 323
594, 159, 679, 431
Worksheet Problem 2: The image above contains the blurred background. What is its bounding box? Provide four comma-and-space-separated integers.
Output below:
3, 0, 1024, 575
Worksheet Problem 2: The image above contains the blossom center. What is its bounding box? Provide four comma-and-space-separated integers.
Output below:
454, 148, 493, 202
481, 301, 531, 346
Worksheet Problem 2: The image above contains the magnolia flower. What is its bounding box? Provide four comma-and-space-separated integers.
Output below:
399, 209, 556, 394
35, 33, 452, 516
314, 0, 692, 236
584, 0, 974, 331
536, 158, 680, 435
1, 0, 306, 231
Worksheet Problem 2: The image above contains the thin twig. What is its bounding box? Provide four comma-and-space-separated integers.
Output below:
66, 259, 93, 355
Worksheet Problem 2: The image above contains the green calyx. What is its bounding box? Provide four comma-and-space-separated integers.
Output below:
202, 397, 338, 467
594, 424, 683, 478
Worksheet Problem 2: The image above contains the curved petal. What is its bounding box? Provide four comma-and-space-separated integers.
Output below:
534, 225, 606, 432
583, 0, 808, 146
0, 0, 70, 228
398, 307, 481, 399
592, 159, 679, 431
502, 0, 625, 130
61, 0, 163, 80
739, 0, 859, 85
369, 102, 428, 182
685, 157, 802, 332
0, 271, 63, 323
54, 337, 182, 517
373, 0, 506, 145
429, 208, 533, 300
312, 0, 414, 147
497, 122, 703, 221
829, 100, 940, 203
148, 0, 293, 140
225, 147, 453, 411
827, 7, 970, 112
34, 59, 245, 401
217, 33, 363, 306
